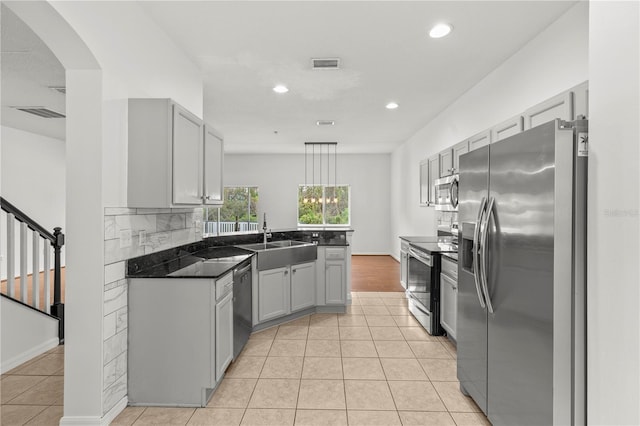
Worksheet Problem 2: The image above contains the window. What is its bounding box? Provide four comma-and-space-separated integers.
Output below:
298, 185, 350, 226
203, 187, 259, 236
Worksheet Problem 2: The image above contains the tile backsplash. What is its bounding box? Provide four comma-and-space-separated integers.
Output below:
102, 207, 203, 415
436, 210, 458, 230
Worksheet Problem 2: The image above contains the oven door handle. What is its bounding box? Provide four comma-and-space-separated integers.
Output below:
473, 197, 487, 309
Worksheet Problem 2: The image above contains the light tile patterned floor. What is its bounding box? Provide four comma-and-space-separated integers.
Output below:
0, 291, 491, 425
111, 291, 490, 426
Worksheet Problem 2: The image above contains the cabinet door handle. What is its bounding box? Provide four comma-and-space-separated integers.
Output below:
292, 269, 296, 274
284, 270, 289, 275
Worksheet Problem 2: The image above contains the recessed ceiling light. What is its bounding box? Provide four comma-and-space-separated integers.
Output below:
386, 102, 399, 110
273, 85, 289, 93
316, 120, 335, 126
429, 23, 453, 39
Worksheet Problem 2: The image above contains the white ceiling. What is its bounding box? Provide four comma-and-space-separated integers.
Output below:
0, 1, 577, 152
140, 1, 577, 154
1, 4, 66, 141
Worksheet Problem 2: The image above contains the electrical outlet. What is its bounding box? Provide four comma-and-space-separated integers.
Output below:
119, 229, 132, 248
139, 230, 147, 246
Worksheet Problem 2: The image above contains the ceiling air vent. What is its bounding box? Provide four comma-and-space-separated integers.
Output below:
316, 120, 335, 126
11, 107, 65, 118
311, 58, 340, 70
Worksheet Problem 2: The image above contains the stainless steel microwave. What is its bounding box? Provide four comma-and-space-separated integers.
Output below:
433, 175, 458, 211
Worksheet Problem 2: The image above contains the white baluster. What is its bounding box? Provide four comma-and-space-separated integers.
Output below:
43, 242, 51, 313
32, 232, 40, 309
6, 213, 15, 298
20, 222, 28, 303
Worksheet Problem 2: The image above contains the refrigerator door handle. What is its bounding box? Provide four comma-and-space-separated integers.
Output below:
472, 197, 487, 308
480, 196, 495, 314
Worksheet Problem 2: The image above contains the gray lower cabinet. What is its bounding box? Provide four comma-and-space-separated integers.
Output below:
400, 240, 409, 290
258, 267, 290, 322
325, 248, 347, 305
128, 272, 234, 407
215, 291, 233, 382
291, 262, 316, 312
440, 257, 458, 341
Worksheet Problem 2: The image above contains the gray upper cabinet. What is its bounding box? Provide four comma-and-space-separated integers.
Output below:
439, 148, 454, 177
428, 155, 439, 205
467, 130, 491, 153
203, 125, 224, 205
128, 98, 224, 208
523, 91, 573, 130
452, 140, 470, 174
419, 159, 430, 206
571, 81, 589, 119
491, 115, 524, 142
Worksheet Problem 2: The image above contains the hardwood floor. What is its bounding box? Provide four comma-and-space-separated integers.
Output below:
351, 255, 403, 292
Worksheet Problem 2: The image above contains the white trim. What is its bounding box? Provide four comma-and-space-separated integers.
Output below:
101, 396, 128, 426
59, 416, 102, 426
0, 337, 59, 374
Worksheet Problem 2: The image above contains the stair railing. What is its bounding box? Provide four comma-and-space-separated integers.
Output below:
1, 197, 65, 343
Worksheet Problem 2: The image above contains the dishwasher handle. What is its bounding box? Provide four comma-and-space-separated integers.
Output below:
234, 263, 252, 277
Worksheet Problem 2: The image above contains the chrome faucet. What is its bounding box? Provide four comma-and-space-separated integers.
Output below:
262, 213, 271, 244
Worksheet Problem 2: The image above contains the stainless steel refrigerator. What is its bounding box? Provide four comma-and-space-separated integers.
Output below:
457, 118, 587, 425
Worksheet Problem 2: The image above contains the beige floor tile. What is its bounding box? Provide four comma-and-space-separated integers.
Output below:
347, 410, 402, 426
284, 316, 311, 327
382, 298, 408, 306
187, 408, 244, 426
297, 379, 346, 409
388, 381, 447, 411
294, 409, 347, 426
356, 292, 381, 298
242, 339, 274, 357
408, 341, 453, 359
340, 340, 378, 358
241, 408, 295, 426
380, 358, 428, 381
392, 315, 420, 327
276, 326, 309, 340
304, 340, 341, 358
441, 338, 458, 359
111, 407, 146, 425
342, 358, 385, 380
269, 340, 307, 357
226, 356, 266, 378
369, 326, 404, 341
248, 379, 300, 409
374, 340, 415, 358
208, 378, 257, 408
260, 357, 304, 379
301, 357, 343, 379
250, 326, 279, 340
400, 326, 438, 341
132, 407, 195, 425
339, 326, 372, 340
8, 375, 63, 405
399, 411, 457, 425
344, 380, 396, 410
386, 305, 410, 315
0, 405, 47, 426
433, 381, 482, 412
10, 354, 64, 376
24, 405, 63, 426
345, 305, 364, 315
361, 305, 391, 316
309, 313, 338, 327
1, 375, 48, 403
337, 315, 367, 327
419, 358, 458, 381
49, 345, 65, 354
377, 291, 406, 298
358, 297, 386, 306
307, 326, 340, 340
364, 315, 397, 327
449, 411, 492, 425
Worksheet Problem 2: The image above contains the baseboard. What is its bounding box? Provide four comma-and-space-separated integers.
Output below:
59, 396, 127, 426
102, 396, 128, 426
0, 337, 59, 374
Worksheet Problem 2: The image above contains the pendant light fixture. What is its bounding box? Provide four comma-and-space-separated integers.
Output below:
304, 142, 338, 204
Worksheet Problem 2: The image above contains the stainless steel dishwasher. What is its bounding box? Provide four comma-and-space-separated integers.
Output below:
233, 260, 252, 359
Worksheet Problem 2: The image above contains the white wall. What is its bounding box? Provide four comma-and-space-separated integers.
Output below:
389, 1, 588, 256
225, 153, 391, 254
588, 1, 639, 424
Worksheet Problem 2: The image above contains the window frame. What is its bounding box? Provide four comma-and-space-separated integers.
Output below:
203, 186, 259, 237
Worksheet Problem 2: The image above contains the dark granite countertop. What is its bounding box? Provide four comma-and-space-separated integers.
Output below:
401, 236, 457, 255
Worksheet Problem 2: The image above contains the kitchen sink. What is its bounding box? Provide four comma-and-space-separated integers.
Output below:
237, 240, 317, 270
